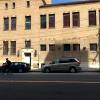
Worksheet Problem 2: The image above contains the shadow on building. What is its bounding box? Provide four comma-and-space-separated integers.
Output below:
40, 43, 89, 71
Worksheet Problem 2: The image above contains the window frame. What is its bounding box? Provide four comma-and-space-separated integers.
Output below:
40, 44, 46, 51
4, 17, 9, 31
63, 44, 71, 51
10, 41, 16, 55
90, 43, 97, 51
63, 13, 70, 28
11, 17, 16, 30
25, 40, 31, 49
12, 2, 15, 9
25, 16, 31, 30
27, 1, 30, 8
88, 10, 96, 26
49, 14, 55, 28
40, 15, 46, 29
73, 44, 80, 51
3, 41, 9, 55
72, 12, 80, 27
49, 44, 55, 51
5, 3, 8, 10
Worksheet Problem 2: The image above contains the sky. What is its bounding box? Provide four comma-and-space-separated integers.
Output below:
52, 0, 84, 4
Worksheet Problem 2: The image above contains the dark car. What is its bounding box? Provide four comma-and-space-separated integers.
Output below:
1, 62, 30, 73
41, 58, 81, 73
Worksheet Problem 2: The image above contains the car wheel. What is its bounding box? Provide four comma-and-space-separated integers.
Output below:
69, 67, 77, 73
18, 69, 23, 73
5, 68, 9, 73
44, 68, 50, 73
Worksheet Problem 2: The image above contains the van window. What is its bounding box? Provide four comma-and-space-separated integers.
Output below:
59, 60, 68, 63
67, 59, 76, 62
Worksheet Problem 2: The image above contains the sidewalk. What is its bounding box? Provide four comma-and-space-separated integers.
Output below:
31, 68, 100, 72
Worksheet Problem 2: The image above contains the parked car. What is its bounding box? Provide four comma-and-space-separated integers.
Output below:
41, 58, 81, 73
1, 62, 30, 73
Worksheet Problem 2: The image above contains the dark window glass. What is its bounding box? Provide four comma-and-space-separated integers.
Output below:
40, 15, 46, 29
25, 16, 31, 30
89, 11, 96, 26
59, 60, 67, 63
40, 44, 46, 51
67, 59, 77, 62
12, 2, 15, 9
59, 59, 77, 63
25, 40, 31, 48
49, 44, 55, 51
49, 14, 55, 28
3, 41, 8, 55
72, 12, 80, 27
5, 3, 8, 10
27, 1, 30, 8
11, 17, 16, 30
73, 44, 80, 51
63, 13, 70, 27
63, 44, 71, 51
11, 41, 16, 55
90, 43, 97, 51
4, 17, 9, 31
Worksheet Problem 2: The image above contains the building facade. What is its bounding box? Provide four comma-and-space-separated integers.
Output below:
0, 0, 100, 70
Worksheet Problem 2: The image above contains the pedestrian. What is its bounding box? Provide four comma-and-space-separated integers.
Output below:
4, 58, 12, 72
6, 58, 12, 66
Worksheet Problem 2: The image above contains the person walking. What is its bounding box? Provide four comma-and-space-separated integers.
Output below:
4, 58, 12, 72
6, 58, 12, 66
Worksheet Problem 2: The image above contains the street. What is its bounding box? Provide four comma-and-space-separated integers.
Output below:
0, 72, 100, 100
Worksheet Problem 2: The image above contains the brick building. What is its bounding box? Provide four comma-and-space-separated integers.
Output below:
0, 0, 100, 70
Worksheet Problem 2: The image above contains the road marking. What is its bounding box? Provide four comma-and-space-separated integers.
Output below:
0, 80, 100, 84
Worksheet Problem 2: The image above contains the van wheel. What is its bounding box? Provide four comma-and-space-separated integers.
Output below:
69, 67, 77, 73
44, 68, 50, 73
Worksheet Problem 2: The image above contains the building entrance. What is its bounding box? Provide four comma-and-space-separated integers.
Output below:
23, 53, 31, 65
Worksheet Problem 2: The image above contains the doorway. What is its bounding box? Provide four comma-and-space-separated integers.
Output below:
23, 53, 31, 65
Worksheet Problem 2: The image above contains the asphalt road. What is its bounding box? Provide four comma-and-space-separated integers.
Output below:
0, 72, 100, 100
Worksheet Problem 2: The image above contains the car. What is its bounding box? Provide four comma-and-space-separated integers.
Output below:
1, 62, 30, 73
41, 58, 81, 73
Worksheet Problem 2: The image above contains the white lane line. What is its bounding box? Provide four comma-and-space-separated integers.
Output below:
0, 80, 100, 84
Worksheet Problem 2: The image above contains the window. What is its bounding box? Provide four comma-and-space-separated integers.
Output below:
4, 17, 9, 31
63, 13, 70, 27
63, 44, 71, 51
25, 16, 31, 30
11, 17, 16, 30
27, 1, 30, 8
40, 15, 46, 29
73, 44, 80, 51
49, 44, 55, 51
66, 59, 77, 63
59, 59, 75, 63
49, 14, 55, 28
3, 41, 9, 55
90, 43, 97, 51
25, 40, 31, 48
59, 60, 68, 63
5, 3, 8, 10
72, 12, 80, 27
11, 41, 16, 55
12, 2, 15, 9
40, 44, 46, 51
89, 11, 96, 26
